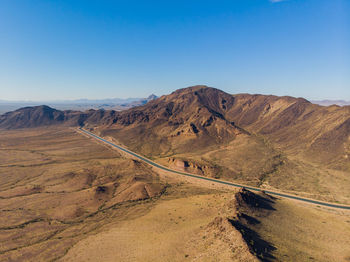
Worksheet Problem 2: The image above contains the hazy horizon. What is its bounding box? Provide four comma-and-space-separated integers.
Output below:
0, 90, 350, 103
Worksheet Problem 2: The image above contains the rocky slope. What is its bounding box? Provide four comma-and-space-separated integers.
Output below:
97, 86, 248, 157
93, 85, 349, 171
225, 93, 350, 169
197, 188, 276, 261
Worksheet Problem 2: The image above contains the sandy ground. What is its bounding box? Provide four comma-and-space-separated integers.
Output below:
1, 127, 349, 262
60, 194, 225, 262
255, 199, 350, 262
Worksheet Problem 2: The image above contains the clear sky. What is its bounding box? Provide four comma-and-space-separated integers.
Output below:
0, 0, 349, 101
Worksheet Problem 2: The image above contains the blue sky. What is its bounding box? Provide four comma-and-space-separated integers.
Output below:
0, 0, 349, 101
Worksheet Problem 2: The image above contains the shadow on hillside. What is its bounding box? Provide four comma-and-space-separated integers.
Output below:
230, 218, 276, 262
239, 213, 260, 225
236, 189, 276, 211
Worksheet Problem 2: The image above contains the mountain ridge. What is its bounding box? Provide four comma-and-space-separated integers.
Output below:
0, 85, 348, 171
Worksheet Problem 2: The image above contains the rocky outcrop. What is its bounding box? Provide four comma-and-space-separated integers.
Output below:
166, 157, 221, 178
197, 189, 276, 261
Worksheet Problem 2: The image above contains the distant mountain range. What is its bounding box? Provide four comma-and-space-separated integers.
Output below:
0, 94, 158, 115
311, 100, 350, 106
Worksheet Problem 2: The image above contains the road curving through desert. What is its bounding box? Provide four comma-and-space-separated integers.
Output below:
78, 127, 350, 210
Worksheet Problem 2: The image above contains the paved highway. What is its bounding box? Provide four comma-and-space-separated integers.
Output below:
79, 127, 350, 210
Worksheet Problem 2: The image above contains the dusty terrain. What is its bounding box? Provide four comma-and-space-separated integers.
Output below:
0, 128, 166, 261
0, 127, 349, 261
60, 185, 350, 262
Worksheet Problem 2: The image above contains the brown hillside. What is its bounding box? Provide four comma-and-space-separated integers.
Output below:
0, 105, 88, 129
89, 85, 349, 204
0, 105, 65, 129
225, 93, 350, 169
95, 85, 248, 157
98, 86, 349, 170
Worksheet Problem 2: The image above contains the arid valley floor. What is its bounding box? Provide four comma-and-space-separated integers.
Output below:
0, 127, 349, 261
